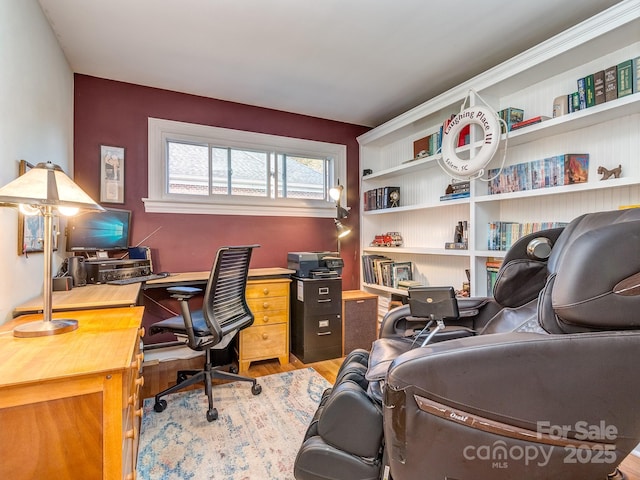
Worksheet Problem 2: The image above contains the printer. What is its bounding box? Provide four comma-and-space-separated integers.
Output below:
287, 251, 344, 278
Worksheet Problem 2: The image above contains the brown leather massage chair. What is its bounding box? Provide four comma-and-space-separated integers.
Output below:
294, 208, 640, 480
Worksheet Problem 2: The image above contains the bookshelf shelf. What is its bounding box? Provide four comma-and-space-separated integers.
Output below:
363, 246, 470, 256
358, 2, 640, 302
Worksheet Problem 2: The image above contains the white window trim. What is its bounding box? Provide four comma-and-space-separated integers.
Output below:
144, 118, 347, 217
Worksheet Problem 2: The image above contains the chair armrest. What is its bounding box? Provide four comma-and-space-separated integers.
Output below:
167, 286, 202, 300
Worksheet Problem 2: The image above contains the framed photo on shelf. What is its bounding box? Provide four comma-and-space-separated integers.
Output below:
100, 145, 125, 204
17, 160, 60, 255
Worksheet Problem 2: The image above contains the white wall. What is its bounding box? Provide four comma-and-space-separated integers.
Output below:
0, 0, 73, 324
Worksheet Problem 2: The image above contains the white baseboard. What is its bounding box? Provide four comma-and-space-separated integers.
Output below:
633, 445, 640, 457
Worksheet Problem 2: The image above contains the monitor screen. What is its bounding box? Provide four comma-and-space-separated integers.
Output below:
66, 208, 131, 252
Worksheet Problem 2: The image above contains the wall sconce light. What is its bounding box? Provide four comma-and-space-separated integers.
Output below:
329, 182, 350, 219
0, 161, 105, 337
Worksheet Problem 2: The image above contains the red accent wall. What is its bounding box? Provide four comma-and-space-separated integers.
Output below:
73, 75, 369, 340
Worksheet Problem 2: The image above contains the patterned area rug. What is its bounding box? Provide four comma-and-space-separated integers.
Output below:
137, 367, 330, 480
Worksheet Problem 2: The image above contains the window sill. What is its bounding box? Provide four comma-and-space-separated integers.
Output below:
142, 198, 337, 218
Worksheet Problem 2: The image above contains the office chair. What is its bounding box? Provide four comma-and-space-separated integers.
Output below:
149, 245, 261, 422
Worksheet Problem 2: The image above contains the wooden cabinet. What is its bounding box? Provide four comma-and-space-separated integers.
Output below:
342, 290, 378, 355
0, 307, 145, 480
238, 277, 291, 372
358, 3, 640, 299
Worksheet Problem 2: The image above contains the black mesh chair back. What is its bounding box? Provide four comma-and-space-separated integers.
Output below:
149, 244, 262, 422
201, 245, 256, 344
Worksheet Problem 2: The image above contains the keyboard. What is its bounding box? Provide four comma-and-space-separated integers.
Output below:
107, 273, 170, 285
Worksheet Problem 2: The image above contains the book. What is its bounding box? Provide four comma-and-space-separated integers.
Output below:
617, 59, 633, 98
593, 70, 606, 105
398, 279, 423, 290
498, 107, 524, 132
570, 91, 581, 112
564, 153, 589, 185
585, 74, 595, 108
604, 65, 618, 102
510, 116, 551, 130
440, 191, 470, 201
577, 77, 587, 110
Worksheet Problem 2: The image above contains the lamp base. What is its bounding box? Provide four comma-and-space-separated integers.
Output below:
13, 319, 78, 338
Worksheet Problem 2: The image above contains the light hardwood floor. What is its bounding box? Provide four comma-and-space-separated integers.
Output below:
141, 354, 640, 479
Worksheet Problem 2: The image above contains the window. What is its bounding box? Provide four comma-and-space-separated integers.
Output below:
145, 118, 347, 217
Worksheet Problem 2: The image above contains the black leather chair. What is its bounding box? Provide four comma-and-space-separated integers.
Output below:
294, 208, 640, 479
149, 245, 262, 422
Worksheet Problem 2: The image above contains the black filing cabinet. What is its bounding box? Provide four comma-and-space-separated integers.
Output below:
290, 276, 342, 363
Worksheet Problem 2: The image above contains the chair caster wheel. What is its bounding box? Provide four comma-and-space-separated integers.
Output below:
177, 372, 188, 383
207, 408, 218, 422
251, 383, 262, 395
154, 399, 167, 413
229, 365, 238, 374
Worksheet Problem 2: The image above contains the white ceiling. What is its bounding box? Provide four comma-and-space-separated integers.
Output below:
38, 0, 624, 127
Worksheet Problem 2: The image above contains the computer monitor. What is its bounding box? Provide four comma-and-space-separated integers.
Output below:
66, 208, 131, 253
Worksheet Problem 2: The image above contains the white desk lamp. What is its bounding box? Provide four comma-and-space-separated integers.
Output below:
0, 161, 105, 337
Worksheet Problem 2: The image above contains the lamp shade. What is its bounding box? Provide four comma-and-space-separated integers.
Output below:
335, 219, 352, 238
0, 161, 104, 338
0, 162, 104, 211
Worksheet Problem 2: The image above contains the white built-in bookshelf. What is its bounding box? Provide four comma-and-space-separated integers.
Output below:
358, 1, 640, 299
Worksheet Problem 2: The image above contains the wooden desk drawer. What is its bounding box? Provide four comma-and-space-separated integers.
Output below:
246, 281, 289, 298
239, 323, 287, 361
247, 296, 288, 314
250, 309, 287, 326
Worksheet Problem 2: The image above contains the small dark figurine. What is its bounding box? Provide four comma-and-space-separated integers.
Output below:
598, 164, 622, 180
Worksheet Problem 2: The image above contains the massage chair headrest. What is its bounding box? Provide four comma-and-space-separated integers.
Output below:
541, 209, 640, 333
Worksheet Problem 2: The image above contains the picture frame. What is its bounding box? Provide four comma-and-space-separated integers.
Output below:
100, 145, 125, 204
17, 160, 60, 255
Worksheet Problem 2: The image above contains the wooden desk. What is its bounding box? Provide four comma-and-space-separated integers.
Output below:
144, 267, 295, 288
0, 307, 145, 480
145, 267, 295, 372
13, 282, 141, 316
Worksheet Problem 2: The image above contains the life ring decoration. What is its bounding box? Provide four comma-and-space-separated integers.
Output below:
441, 104, 501, 179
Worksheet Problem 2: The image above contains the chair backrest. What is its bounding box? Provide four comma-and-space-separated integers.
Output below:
538, 208, 640, 333
201, 245, 259, 344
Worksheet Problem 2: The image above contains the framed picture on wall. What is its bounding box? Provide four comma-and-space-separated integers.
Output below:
100, 145, 125, 204
17, 160, 60, 255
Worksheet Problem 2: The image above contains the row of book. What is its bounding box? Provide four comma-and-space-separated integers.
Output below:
487, 221, 568, 251
440, 180, 471, 201
487, 153, 589, 195
363, 186, 400, 211
362, 254, 413, 289
498, 107, 524, 132
555, 56, 640, 116
411, 113, 475, 160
